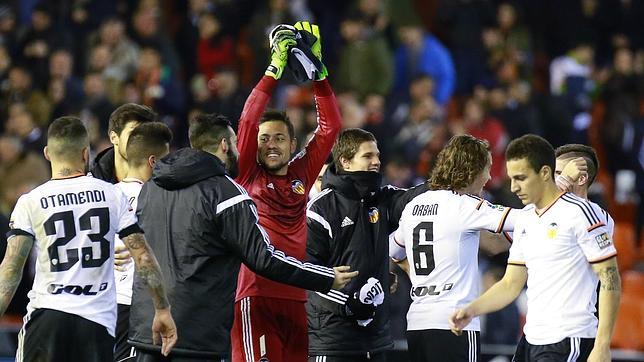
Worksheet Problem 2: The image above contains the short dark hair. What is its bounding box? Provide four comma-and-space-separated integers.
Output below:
108, 103, 157, 135
126, 122, 173, 167
259, 109, 295, 140
188, 113, 233, 152
332, 128, 377, 171
555, 144, 599, 185
506, 134, 555, 179
430, 135, 490, 190
47, 116, 88, 159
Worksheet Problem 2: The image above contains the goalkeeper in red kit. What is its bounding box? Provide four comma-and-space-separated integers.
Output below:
231, 22, 342, 362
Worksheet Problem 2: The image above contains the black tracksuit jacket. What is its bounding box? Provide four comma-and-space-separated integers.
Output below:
129, 148, 335, 357
306, 164, 428, 357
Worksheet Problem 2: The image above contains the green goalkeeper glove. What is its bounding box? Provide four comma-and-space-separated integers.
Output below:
294, 21, 328, 80
265, 24, 297, 80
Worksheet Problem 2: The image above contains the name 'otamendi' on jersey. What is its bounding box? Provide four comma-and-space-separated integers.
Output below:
7, 175, 140, 337
390, 190, 515, 331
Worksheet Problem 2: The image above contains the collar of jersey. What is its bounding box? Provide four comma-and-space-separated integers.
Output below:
535, 191, 565, 217
51, 173, 85, 180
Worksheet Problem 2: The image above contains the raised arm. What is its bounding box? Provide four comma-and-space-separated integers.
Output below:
0, 234, 33, 316
588, 257, 621, 362
449, 264, 527, 335
121, 231, 177, 356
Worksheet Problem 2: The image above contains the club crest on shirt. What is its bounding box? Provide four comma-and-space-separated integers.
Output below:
594, 232, 612, 249
291, 179, 305, 195
547, 222, 558, 239
368, 207, 379, 223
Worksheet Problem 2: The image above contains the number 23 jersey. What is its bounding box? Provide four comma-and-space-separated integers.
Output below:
8, 176, 138, 337
391, 190, 514, 331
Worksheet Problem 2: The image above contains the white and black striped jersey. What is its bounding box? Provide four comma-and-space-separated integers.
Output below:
390, 190, 514, 331
508, 192, 617, 345
8, 175, 140, 337
114, 178, 144, 306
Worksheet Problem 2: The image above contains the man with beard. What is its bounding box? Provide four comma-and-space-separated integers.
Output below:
5, 116, 177, 361
231, 22, 342, 362
128, 113, 357, 361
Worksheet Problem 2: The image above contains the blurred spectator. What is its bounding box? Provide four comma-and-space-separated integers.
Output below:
191, 67, 247, 128
394, 23, 455, 106
4, 65, 51, 126
0, 135, 49, 216
496, 3, 532, 75
458, 97, 509, 192
435, 0, 496, 94
392, 96, 442, 165
134, 47, 185, 117
550, 41, 594, 96
246, 0, 296, 81
92, 17, 140, 83
82, 72, 115, 133
5, 102, 45, 154
130, 6, 181, 75
17, 3, 70, 86
49, 49, 84, 105
382, 156, 420, 188
486, 82, 543, 139
196, 12, 235, 81
175, 0, 215, 81
389, 74, 435, 127
336, 11, 393, 98
0, 5, 17, 56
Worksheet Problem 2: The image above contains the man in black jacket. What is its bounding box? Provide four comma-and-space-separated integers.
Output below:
306, 128, 428, 361
129, 114, 357, 361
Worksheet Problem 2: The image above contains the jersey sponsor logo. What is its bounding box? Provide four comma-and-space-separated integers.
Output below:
291, 179, 305, 195
412, 203, 438, 216
341, 216, 354, 227
368, 207, 379, 223
595, 232, 612, 249
547, 222, 558, 239
411, 283, 453, 297
48, 282, 108, 296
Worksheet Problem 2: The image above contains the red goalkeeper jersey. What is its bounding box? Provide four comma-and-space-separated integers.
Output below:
235, 76, 341, 302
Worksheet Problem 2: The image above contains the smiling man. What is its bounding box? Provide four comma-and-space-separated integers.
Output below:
451, 135, 621, 362
231, 23, 342, 362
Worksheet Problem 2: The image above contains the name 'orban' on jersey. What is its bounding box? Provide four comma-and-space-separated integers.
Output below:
412, 204, 438, 216
39, 190, 107, 209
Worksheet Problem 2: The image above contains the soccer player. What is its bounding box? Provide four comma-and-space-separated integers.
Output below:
231, 22, 342, 362
555, 144, 614, 235
113, 122, 173, 361
88, 103, 158, 361
305, 128, 429, 361
128, 114, 356, 361
90, 103, 157, 183
4, 116, 177, 362
450, 134, 621, 362
389, 134, 514, 362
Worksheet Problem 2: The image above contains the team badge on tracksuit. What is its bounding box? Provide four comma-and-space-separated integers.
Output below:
291, 179, 305, 195
368, 207, 379, 223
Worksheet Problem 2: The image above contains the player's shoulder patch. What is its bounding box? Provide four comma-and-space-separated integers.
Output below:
594, 232, 612, 249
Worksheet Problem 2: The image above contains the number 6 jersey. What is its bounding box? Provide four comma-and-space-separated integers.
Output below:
390, 190, 514, 331
8, 175, 139, 337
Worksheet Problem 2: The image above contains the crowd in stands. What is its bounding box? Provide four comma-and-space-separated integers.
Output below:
0, 0, 642, 351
